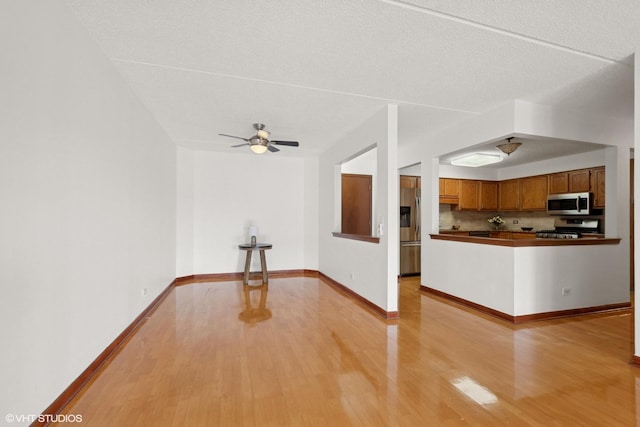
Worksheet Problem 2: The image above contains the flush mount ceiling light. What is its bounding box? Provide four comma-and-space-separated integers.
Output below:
496, 137, 522, 156
451, 153, 503, 167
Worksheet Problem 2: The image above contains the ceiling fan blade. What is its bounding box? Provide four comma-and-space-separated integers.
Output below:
267, 145, 280, 153
272, 140, 299, 147
231, 143, 249, 148
219, 133, 249, 141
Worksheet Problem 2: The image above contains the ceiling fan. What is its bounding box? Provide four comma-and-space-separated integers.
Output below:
219, 123, 300, 154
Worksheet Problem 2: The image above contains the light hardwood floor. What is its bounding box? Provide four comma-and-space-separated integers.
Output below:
55, 276, 639, 426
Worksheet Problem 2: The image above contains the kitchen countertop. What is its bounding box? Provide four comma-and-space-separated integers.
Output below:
430, 233, 620, 247
439, 229, 536, 234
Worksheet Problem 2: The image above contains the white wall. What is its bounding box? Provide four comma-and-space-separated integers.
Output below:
176, 147, 195, 275
427, 241, 516, 314
513, 245, 628, 315
428, 240, 628, 316
319, 105, 399, 312
341, 147, 378, 175
399, 163, 421, 176
303, 157, 320, 270
176, 150, 317, 275
398, 139, 423, 170
0, 2, 177, 419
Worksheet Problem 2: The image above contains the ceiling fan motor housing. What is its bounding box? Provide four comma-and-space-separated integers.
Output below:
250, 136, 268, 146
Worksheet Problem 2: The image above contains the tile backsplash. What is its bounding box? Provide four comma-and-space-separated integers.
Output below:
439, 205, 555, 232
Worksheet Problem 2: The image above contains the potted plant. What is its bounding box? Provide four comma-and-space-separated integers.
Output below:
488, 215, 505, 230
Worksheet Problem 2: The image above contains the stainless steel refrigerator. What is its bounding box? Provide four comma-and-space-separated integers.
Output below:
400, 187, 421, 276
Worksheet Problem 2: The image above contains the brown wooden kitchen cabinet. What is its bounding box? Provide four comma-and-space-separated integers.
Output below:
458, 180, 480, 210
439, 178, 460, 204
548, 172, 569, 194
479, 181, 498, 211
548, 168, 592, 194
569, 169, 591, 192
592, 167, 605, 208
498, 179, 520, 211
440, 166, 604, 211
439, 178, 459, 196
520, 175, 548, 210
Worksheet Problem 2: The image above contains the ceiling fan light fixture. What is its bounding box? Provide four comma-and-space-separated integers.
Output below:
250, 138, 268, 154
256, 129, 270, 139
496, 137, 522, 156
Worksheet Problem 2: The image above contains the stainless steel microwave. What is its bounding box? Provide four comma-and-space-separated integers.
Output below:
547, 192, 591, 216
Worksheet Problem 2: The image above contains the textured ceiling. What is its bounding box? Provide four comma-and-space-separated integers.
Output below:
64, 0, 636, 161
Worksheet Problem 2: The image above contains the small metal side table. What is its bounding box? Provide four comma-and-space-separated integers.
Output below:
238, 243, 272, 285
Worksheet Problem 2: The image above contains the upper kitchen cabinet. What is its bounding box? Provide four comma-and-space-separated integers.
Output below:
520, 175, 548, 210
498, 179, 520, 211
439, 166, 604, 211
479, 181, 498, 211
439, 178, 460, 204
569, 169, 591, 192
548, 172, 569, 194
549, 169, 591, 194
458, 180, 480, 210
591, 167, 605, 208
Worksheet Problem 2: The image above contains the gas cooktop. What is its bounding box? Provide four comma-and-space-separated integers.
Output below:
535, 218, 600, 239
535, 230, 581, 239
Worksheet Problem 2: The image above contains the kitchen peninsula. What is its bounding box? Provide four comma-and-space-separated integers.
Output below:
424, 232, 626, 323
412, 100, 633, 326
